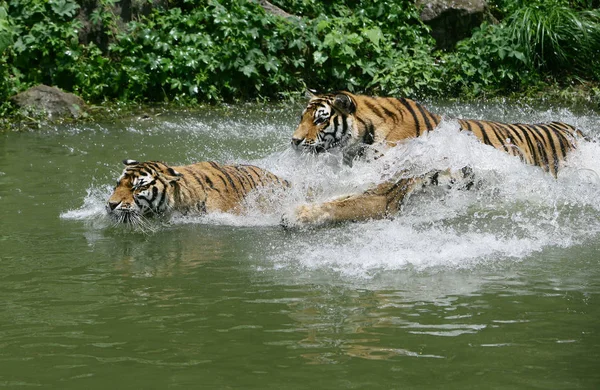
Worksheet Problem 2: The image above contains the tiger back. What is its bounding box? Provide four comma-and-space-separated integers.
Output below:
291, 91, 586, 176
107, 159, 289, 224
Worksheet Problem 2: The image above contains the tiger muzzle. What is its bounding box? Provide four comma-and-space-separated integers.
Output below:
291, 138, 327, 154
291, 137, 304, 150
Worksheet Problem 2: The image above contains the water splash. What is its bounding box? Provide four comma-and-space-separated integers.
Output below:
60, 185, 113, 223
61, 110, 600, 275
259, 120, 600, 276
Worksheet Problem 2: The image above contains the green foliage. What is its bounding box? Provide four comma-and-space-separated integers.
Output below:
0, 0, 598, 115
104, 0, 307, 101
301, 0, 436, 95
0, 3, 13, 53
441, 22, 537, 97
506, 1, 600, 79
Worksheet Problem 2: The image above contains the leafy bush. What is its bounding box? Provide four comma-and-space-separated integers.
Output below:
506, 1, 600, 79
0, 0, 598, 114
440, 22, 537, 97
104, 0, 308, 101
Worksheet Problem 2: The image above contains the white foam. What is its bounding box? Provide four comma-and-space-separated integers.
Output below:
60, 185, 112, 221
62, 111, 600, 277
259, 120, 600, 277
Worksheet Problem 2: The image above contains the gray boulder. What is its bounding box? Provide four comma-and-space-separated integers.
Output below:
417, 0, 489, 50
10, 85, 87, 119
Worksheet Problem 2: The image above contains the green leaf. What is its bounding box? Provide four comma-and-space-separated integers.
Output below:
342, 45, 356, 58
313, 51, 328, 65
323, 32, 339, 48
0, 6, 13, 53
49, 0, 80, 18
241, 64, 257, 77
512, 51, 527, 63
363, 27, 382, 48
316, 19, 330, 33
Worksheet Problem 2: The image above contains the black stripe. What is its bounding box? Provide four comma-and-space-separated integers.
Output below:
380, 104, 399, 123
332, 115, 340, 134
364, 100, 385, 119
504, 123, 525, 144
546, 123, 572, 156
489, 122, 510, 153
137, 187, 155, 204
554, 132, 572, 159
187, 170, 208, 191
209, 168, 230, 189
156, 185, 167, 210
389, 98, 406, 121
528, 125, 551, 170
245, 166, 266, 186
364, 120, 375, 145
342, 114, 349, 137
209, 162, 241, 194
229, 167, 251, 192
473, 121, 493, 146
514, 124, 539, 166
147, 162, 162, 170
239, 166, 259, 189
502, 123, 526, 161
414, 102, 434, 132
356, 117, 371, 141
398, 98, 421, 137
139, 167, 152, 177
427, 109, 440, 127
538, 124, 560, 175
459, 119, 472, 132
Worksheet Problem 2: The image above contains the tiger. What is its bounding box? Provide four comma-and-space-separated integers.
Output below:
291, 91, 586, 176
107, 159, 290, 225
286, 168, 468, 227
287, 91, 587, 226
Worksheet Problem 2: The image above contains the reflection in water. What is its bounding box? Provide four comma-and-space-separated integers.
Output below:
84, 226, 234, 278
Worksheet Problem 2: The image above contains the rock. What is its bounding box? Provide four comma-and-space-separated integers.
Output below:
256, 0, 299, 19
10, 85, 87, 119
417, 0, 489, 50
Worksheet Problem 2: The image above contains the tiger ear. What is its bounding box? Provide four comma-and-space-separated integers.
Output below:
123, 159, 139, 166
332, 93, 356, 115
163, 167, 183, 183
306, 88, 318, 99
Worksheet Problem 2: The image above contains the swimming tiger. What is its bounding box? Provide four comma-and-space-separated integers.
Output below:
107, 159, 289, 225
291, 91, 587, 176
286, 90, 589, 226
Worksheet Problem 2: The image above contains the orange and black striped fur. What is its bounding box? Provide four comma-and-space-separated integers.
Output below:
291, 91, 586, 176
287, 91, 588, 226
107, 159, 289, 224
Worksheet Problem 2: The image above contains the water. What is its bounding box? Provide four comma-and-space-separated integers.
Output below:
1, 101, 599, 388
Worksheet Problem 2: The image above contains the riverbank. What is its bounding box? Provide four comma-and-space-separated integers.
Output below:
1, 0, 599, 124
2, 80, 598, 133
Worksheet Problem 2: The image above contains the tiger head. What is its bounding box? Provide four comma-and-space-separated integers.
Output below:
291, 91, 357, 153
107, 159, 182, 224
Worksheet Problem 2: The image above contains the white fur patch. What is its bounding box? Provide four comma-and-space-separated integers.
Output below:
133, 174, 153, 188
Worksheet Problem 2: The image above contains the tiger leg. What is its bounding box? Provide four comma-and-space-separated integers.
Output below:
290, 176, 423, 226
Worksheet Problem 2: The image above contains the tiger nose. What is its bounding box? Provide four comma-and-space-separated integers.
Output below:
108, 201, 120, 211
291, 137, 304, 148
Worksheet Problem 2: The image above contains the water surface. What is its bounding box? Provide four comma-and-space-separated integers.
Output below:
1, 101, 599, 388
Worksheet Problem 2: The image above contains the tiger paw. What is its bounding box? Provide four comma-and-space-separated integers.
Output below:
280, 204, 331, 228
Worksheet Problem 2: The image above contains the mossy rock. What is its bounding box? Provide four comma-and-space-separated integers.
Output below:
10, 85, 88, 120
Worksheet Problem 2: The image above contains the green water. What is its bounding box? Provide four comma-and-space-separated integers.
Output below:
1, 103, 599, 389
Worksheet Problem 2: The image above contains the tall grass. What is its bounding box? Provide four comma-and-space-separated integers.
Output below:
507, 2, 600, 79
